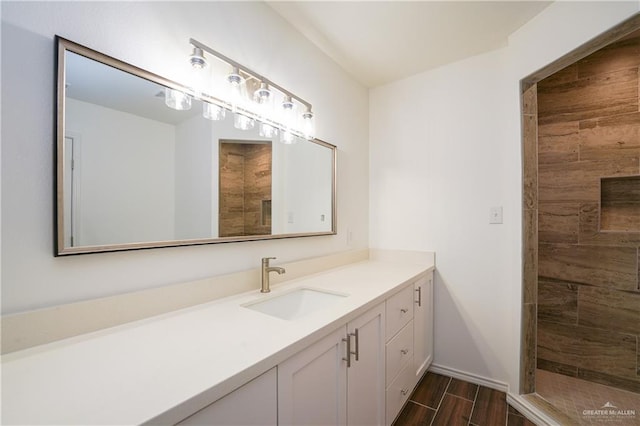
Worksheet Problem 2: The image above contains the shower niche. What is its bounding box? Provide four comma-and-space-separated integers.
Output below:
600, 175, 640, 232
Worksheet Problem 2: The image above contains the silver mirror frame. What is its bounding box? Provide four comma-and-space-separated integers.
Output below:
55, 36, 336, 256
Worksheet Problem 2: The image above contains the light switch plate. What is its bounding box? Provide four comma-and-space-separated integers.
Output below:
490, 206, 503, 224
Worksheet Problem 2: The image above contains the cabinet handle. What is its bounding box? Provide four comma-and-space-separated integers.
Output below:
342, 336, 351, 368
401, 389, 409, 396
401, 349, 408, 355
350, 329, 359, 361
415, 286, 422, 307
400, 308, 408, 314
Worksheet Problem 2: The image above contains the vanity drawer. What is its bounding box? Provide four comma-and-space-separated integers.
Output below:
385, 361, 415, 426
386, 319, 414, 384
386, 285, 414, 340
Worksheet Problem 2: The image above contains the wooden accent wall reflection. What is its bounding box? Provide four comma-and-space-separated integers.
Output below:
534, 31, 640, 394
219, 143, 272, 237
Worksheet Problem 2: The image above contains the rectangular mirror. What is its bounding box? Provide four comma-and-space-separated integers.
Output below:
56, 37, 336, 255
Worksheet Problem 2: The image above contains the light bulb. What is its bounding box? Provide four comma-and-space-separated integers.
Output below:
234, 113, 255, 131
259, 122, 278, 138
203, 101, 225, 121
165, 88, 192, 111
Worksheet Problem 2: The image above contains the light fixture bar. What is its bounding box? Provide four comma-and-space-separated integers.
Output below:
189, 38, 312, 110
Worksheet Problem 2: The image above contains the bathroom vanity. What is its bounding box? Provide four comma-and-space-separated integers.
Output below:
2, 251, 434, 425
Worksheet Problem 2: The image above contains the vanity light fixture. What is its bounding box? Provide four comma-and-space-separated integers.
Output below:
280, 129, 297, 145
254, 81, 272, 105
227, 66, 244, 87
279, 95, 297, 143
188, 38, 316, 140
165, 87, 192, 110
226, 66, 246, 107
281, 95, 296, 126
259, 122, 278, 138
203, 101, 225, 121
234, 112, 255, 131
301, 107, 315, 139
254, 81, 273, 124
189, 47, 207, 69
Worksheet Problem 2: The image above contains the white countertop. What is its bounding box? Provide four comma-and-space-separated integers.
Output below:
2, 258, 434, 425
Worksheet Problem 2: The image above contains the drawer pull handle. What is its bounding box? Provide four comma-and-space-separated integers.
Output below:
349, 329, 360, 361
400, 308, 408, 314
401, 389, 409, 396
415, 286, 422, 307
342, 336, 351, 368
401, 349, 408, 355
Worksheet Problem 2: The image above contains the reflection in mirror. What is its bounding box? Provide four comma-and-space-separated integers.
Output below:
219, 141, 272, 237
56, 37, 336, 255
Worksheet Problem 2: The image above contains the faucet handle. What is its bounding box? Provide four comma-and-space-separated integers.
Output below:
262, 256, 276, 265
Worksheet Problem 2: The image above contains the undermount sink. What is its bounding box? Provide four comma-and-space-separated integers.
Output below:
243, 288, 348, 320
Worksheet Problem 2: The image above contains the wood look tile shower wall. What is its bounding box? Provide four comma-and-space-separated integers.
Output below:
535, 30, 640, 394
219, 142, 272, 237
521, 84, 538, 394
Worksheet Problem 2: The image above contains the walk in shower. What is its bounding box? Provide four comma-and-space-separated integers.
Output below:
521, 16, 640, 425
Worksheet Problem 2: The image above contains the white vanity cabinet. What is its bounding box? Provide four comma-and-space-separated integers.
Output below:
413, 271, 434, 381
177, 368, 277, 426
384, 285, 416, 425
384, 272, 434, 425
278, 303, 386, 426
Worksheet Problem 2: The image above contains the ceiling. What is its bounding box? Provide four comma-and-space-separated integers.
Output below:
267, 1, 552, 87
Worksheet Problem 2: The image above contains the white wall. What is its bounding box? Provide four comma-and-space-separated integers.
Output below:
282, 140, 333, 234
174, 113, 213, 240
1, 1, 369, 314
66, 98, 176, 246
370, 2, 639, 392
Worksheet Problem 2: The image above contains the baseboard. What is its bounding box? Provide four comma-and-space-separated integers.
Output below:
428, 363, 509, 393
507, 394, 562, 426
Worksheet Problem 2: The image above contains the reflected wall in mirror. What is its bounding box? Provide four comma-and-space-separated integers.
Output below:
56, 37, 336, 255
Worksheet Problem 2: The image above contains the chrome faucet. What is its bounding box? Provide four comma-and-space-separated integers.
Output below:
261, 257, 286, 293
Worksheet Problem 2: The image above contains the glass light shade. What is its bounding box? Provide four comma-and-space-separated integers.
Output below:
251, 82, 273, 124
165, 88, 192, 111
203, 101, 226, 121
234, 113, 255, 131
281, 97, 296, 128
302, 110, 315, 139
280, 129, 297, 145
254, 82, 272, 105
259, 122, 278, 138
227, 67, 247, 109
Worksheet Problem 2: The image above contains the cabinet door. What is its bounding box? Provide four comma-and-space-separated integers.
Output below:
347, 303, 385, 426
278, 327, 348, 426
177, 368, 277, 426
413, 271, 434, 382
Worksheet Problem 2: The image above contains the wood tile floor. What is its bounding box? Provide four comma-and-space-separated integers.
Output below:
393, 372, 536, 426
